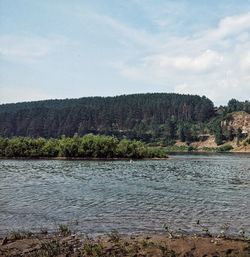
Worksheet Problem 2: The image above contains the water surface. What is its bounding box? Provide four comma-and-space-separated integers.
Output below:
0, 154, 249, 236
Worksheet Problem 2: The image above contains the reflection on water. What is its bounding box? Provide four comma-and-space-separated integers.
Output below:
0, 154, 249, 236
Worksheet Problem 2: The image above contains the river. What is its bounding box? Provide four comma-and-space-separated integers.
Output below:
0, 153, 249, 236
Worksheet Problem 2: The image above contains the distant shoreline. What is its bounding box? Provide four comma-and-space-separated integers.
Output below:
2, 151, 250, 161
167, 150, 250, 154
0, 156, 169, 161
0, 151, 250, 162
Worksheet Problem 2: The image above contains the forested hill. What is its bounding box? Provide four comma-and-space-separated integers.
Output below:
0, 93, 214, 141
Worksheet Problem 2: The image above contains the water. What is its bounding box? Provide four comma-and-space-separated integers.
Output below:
0, 154, 250, 236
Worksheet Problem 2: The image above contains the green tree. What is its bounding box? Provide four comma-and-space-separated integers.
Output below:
215, 128, 223, 145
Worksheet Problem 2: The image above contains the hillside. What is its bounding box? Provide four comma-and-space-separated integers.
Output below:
176, 111, 250, 152
0, 93, 214, 142
0, 93, 250, 149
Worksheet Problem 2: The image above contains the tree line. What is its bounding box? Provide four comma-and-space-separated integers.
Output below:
0, 93, 249, 146
0, 134, 166, 159
0, 93, 214, 143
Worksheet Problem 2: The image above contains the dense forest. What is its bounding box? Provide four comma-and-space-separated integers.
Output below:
0, 93, 214, 142
0, 134, 166, 159
0, 93, 249, 146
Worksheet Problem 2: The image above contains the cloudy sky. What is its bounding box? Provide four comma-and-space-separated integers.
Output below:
1, 0, 250, 105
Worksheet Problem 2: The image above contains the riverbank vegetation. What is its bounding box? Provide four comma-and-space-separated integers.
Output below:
1, 226, 249, 257
0, 134, 167, 159
163, 144, 234, 153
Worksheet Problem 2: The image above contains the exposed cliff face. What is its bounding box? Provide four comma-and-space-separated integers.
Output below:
222, 111, 250, 135
175, 112, 250, 151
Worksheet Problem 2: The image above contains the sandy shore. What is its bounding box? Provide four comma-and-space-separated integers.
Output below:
1, 232, 249, 257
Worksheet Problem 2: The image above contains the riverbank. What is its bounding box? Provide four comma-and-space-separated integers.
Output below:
0, 156, 169, 161
163, 136, 250, 153
1, 232, 249, 257
164, 144, 250, 153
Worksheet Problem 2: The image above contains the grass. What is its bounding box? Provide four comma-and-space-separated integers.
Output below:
36, 240, 62, 257
2, 231, 250, 257
58, 224, 71, 236
159, 244, 177, 257
217, 144, 234, 152
9, 229, 33, 240
107, 230, 120, 243
164, 145, 191, 152
27, 239, 74, 257
164, 144, 235, 153
81, 239, 104, 257
3, 223, 249, 257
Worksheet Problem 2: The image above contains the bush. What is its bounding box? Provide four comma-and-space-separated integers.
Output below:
0, 135, 167, 159
187, 145, 197, 152
217, 144, 233, 152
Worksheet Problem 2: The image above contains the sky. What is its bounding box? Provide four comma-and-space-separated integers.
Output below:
1, 0, 250, 105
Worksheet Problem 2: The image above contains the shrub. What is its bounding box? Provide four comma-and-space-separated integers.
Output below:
217, 144, 233, 152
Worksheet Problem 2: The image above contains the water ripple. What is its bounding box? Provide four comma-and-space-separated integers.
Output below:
0, 154, 249, 236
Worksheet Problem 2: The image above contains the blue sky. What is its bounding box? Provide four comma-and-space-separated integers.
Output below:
1, 0, 250, 105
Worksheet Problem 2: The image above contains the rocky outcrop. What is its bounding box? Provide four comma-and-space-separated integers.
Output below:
222, 111, 250, 136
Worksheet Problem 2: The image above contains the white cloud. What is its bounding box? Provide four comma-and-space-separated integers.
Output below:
144, 50, 223, 72
110, 11, 250, 104
240, 51, 250, 70
206, 12, 250, 40
1, 4, 250, 105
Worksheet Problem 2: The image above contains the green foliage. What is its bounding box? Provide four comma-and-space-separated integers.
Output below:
38, 240, 62, 257
116, 139, 147, 158
215, 127, 223, 145
147, 147, 167, 158
178, 126, 186, 142
0, 93, 214, 143
164, 145, 190, 152
42, 138, 59, 157
58, 224, 71, 236
187, 145, 197, 152
1, 94, 250, 146
3, 137, 46, 157
9, 230, 33, 240
82, 240, 104, 257
227, 99, 250, 113
217, 144, 234, 152
201, 147, 217, 152
0, 135, 166, 159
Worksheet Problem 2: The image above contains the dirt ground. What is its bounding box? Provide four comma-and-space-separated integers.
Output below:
1, 233, 249, 257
